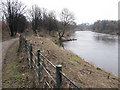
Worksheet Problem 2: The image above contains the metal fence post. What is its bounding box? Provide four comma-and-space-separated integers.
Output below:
30, 43, 33, 69
56, 65, 62, 88
37, 49, 41, 84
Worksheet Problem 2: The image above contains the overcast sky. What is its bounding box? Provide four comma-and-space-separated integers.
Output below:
10, 0, 120, 24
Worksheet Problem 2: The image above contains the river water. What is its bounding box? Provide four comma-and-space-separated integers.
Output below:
63, 31, 119, 76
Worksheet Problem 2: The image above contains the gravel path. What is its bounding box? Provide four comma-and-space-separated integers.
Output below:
0, 38, 19, 89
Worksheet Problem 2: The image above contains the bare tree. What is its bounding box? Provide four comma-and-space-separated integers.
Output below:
29, 7, 58, 35
1, 0, 26, 36
16, 14, 27, 33
47, 11, 58, 35
29, 5, 42, 34
42, 8, 49, 30
59, 8, 75, 41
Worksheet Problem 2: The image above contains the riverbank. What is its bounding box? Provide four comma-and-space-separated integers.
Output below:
63, 31, 118, 76
92, 30, 119, 35
26, 35, 119, 88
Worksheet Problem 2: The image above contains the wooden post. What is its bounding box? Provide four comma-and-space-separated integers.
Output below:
25, 40, 27, 52
37, 49, 41, 84
56, 65, 62, 88
25, 40, 29, 64
18, 35, 22, 52
107, 73, 110, 79
30, 43, 33, 69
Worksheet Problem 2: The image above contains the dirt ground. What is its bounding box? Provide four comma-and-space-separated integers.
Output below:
27, 35, 120, 88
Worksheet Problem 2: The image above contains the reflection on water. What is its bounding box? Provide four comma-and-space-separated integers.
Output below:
63, 31, 118, 76
93, 33, 118, 45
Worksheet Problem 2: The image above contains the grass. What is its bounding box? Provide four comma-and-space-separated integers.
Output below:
2, 26, 18, 42
2, 28, 11, 42
2, 37, 11, 42
2, 41, 23, 88
2, 35, 18, 42
69, 56, 82, 61
67, 56, 83, 66
21, 35, 119, 88
51, 37, 59, 44
2, 41, 33, 88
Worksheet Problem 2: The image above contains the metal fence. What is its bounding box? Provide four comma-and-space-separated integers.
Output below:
19, 35, 80, 89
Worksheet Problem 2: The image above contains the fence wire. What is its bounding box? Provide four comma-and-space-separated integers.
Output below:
19, 35, 80, 89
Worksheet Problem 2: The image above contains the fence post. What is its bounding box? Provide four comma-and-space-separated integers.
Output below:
18, 35, 22, 52
37, 49, 41, 84
30, 43, 33, 69
56, 65, 62, 88
25, 40, 27, 52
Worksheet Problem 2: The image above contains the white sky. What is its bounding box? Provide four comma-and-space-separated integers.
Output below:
14, 0, 120, 24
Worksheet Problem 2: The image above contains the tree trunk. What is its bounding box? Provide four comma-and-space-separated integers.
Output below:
9, 24, 14, 37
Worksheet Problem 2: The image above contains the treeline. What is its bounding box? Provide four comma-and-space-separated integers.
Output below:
1, 0, 76, 40
76, 20, 119, 35
29, 6, 59, 35
1, 0, 28, 36
76, 23, 92, 31
92, 20, 119, 34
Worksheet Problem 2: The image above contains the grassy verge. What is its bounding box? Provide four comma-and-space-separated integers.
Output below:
2, 37, 11, 42
2, 41, 34, 88
2, 35, 19, 42
2, 28, 18, 42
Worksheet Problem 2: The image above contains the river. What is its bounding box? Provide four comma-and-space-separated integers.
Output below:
63, 31, 119, 76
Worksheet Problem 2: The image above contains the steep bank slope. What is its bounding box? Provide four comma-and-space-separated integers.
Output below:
27, 35, 119, 88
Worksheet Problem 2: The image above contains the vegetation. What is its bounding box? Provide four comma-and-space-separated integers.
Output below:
26, 35, 119, 88
3, 41, 34, 88
1, 0, 27, 36
58, 8, 75, 41
76, 20, 119, 35
76, 23, 92, 31
1, 0, 119, 38
1, 0, 75, 40
1, 0, 119, 88
92, 20, 119, 34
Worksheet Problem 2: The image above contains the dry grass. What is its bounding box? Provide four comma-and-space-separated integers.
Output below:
2, 22, 18, 42
27, 35, 120, 88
